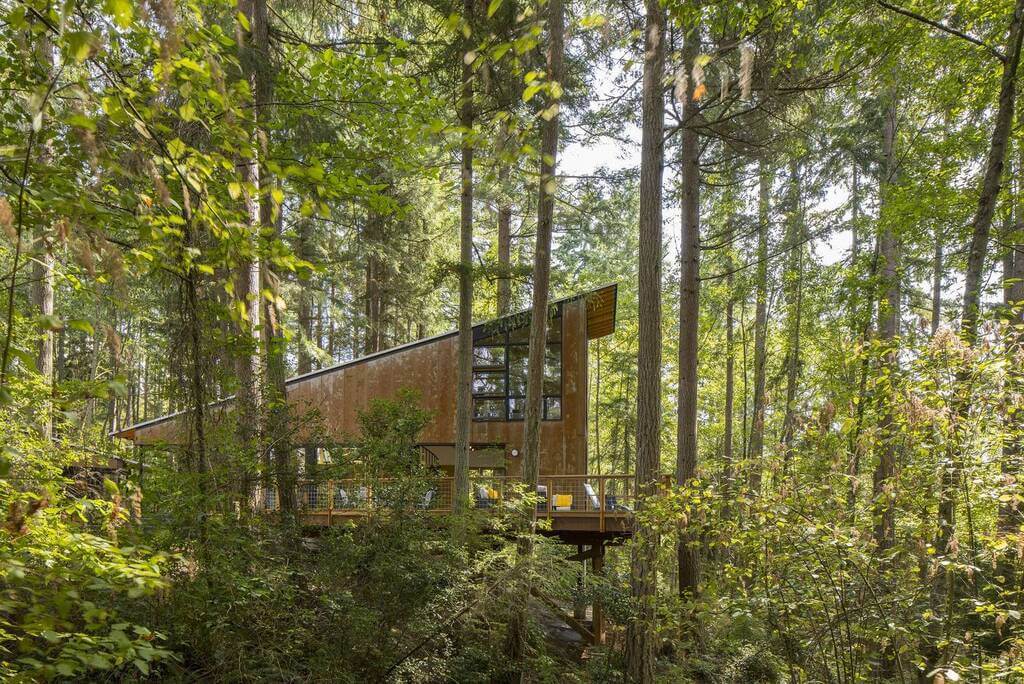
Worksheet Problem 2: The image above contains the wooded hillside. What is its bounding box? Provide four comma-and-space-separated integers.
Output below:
1, 0, 1023, 680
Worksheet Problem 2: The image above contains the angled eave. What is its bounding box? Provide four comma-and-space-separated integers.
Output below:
112, 282, 617, 441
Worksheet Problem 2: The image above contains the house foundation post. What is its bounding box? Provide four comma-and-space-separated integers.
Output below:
592, 541, 605, 644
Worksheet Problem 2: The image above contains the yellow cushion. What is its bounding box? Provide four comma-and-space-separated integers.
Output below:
554, 494, 572, 509
487, 487, 499, 499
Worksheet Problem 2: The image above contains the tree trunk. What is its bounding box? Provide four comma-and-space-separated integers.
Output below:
872, 98, 899, 552
723, 179, 736, 519
235, 0, 264, 507
30, 33, 55, 439
497, 122, 514, 317
297, 220, 314, 375
243, 0, 293, 516
748, 162, 770, 496
931, 226, 943, 335
960, 0, 1024, 346
780, 160, 804, 471
676, 40, 701, 601
625, 0, 664, 679
453, 0, 475, 514
507, 0, 563, 672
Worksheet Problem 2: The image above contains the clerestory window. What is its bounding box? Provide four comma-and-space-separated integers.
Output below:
472, 311, 562, 422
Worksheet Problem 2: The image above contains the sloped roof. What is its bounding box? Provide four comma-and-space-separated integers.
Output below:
112, 282, 617, 440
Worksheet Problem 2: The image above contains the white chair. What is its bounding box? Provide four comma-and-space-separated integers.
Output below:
584, 483, 600, 511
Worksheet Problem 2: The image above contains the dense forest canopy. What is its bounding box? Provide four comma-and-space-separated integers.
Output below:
1, 0, 1024, 679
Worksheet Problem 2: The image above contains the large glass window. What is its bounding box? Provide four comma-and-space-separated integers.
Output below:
472, 312, 562, 421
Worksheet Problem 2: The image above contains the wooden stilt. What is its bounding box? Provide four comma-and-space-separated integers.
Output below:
573, 545, 587, 620
592, 542, 605, 644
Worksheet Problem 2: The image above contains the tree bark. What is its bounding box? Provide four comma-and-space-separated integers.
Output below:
507, 0, 563, 672
31, 33, 55, 439
748, 161, 770, 496
931, 226, 943, 335
676, 37, 701, 601
780, 160, 804, 471
235, 0, 265, 508
960, 0, 1024, 346
453, 0, 475, 514
872, 98, 899, 552
625, 0, 664, 679
497, 122, 514, 317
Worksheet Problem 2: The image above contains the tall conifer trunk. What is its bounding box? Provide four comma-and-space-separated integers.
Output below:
872, 98, 899, 552
506, 0, 563, 672
625, 0, 664, 678
748, 162, 769, 495
453, 0, 475, 514
676, 29, 701, 602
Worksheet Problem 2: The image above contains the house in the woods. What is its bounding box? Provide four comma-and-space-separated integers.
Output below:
116, 283, 617, 483
114, 282, 634, 642
114, 283, 642, 526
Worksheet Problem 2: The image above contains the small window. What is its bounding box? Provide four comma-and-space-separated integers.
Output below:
544, 397, 561, 420
508, 397, 525, 420
473, 371, 506, 395
473, 398, 505, 420
473, 346, 505, 369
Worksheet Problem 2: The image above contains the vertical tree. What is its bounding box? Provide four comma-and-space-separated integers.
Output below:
872, 97, 899, 552
748, 161, 770, 495
453, 0, 475, 513
676, 28, 701, 601
626, 0, 665, 678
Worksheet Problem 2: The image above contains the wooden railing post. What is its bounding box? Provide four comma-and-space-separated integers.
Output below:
547, 478, 554, 520
327, 479, 334, 525
599, 476, 605, 533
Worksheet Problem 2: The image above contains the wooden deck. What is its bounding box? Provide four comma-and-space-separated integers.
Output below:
261, 474, 656, 538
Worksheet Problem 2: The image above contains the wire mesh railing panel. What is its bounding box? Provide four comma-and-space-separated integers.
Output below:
258, 475, 650, 519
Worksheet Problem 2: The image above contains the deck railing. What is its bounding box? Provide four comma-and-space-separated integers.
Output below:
257, 474, 661, 528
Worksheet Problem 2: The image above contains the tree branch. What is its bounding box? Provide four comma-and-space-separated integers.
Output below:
876, 0, 1006, 62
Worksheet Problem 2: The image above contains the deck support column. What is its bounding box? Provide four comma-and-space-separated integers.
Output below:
592, 541, 605, 644
573, 545, 587, 620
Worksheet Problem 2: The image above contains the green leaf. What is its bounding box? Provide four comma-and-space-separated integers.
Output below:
134, 659, 150, 676
103, 478, 120, 497
68, 319, 95, 335
104, 0, 134, 27
487, 0, 503, 18
227, 182, 242, 200
66, 31, 94, 63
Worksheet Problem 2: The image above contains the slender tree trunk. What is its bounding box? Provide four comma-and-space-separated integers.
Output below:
497, 122, 514, 317
780, 161, 804, 471
453, 0, 475, 514
244, 0, 293, 517
723, 182, 736, 518
960, 0, 1024, 346
32, 35, 55, 440
748, 162, 770, 495
676, 38, 701, 602
932, 226, 943, 335
236, 0, 264, 507
507, 0, 563, 672
1000, 189, 1023, 538
872, 98, 899, 552
297, 220, 314, 375
625, 0, 665, 679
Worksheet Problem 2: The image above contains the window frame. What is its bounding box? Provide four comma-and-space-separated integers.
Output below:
471, 311, 563, 422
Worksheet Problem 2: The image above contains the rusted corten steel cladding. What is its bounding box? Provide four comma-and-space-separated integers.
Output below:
113, 284, 617, 478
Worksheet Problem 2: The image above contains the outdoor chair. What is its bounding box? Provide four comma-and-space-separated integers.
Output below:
334, 487, 350, 508
553, 494, 573, 511
584, 483, 601, 511
475, 485, 495, 509
604, 494, 631, 512
536, 484, 548, 512
418, 488, 436, 510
